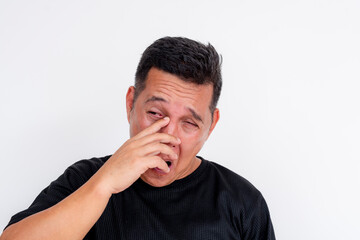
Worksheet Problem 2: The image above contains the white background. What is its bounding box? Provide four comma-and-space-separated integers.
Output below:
1, 0, 359, 239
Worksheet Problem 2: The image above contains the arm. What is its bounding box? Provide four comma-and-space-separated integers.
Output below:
242, 194, 276, 240
1, 117, 179, 240
0, 172, 111, 240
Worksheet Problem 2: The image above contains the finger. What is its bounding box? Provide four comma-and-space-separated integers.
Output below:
141, 142, 178, 159
133, 117, 170, 140
145, 156, 171, 173
137, 132, 181, 147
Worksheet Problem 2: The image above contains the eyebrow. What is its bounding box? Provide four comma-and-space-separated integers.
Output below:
144, 95, 203, 123
188, 108, 203, 123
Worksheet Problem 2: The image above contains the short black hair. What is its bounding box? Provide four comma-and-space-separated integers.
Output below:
134, 36, 222, 114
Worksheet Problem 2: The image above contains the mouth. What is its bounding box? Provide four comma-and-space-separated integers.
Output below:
152, 159, 174, 175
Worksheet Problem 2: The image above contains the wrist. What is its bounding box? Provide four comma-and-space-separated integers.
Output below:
87, 171, 113, 200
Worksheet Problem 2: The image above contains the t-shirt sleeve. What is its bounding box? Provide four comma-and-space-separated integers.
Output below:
242, 193, 276, 240
4, 158, 103, 230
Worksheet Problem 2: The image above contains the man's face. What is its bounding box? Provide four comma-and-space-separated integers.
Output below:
126, 67, 219, 187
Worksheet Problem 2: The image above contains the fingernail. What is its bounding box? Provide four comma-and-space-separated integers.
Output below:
163, 117, 169, 121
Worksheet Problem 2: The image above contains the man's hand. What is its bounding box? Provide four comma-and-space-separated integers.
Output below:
96, 117, 180, 195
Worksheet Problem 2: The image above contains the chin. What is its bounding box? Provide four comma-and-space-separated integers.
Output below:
140, 169, 175, 187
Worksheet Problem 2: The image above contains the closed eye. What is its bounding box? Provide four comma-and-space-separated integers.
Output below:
147, 111, 163, 118
185, 121, 198, 128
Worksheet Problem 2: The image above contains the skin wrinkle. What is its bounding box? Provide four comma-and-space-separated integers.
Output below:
144, 96, 204, 124
147, 74, 205, 101
144, 81, 208, 122
153, 84, 199, 103
144, 77, 215, 119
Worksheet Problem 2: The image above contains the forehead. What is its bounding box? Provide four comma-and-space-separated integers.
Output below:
141, 68, 213, 110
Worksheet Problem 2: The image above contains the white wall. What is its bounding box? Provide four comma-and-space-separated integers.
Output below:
1, 0, 359, 239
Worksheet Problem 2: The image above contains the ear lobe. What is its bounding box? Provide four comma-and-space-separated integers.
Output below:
126, 86, 135, 123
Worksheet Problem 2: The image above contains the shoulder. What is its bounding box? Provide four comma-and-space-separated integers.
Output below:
202, 159, 275, 238
39, 154, 113, 198
47, 155, 112, 192
205, 160, 261, 197
202, 159, 265, 211
68, 155, 111, 175
63, 155, 112, 183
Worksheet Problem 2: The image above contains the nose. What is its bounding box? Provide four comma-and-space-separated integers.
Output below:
160, 119, 178, 137
159, 120, 180, 149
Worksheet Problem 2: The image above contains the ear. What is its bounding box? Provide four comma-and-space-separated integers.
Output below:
207, 108, 220, 139
126, 86, 135, 123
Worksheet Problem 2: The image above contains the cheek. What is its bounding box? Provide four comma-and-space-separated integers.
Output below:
130, 112, 152, 136
178, 132, 207, 155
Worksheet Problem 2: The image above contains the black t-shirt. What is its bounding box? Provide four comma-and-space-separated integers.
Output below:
6, 155, 275, 239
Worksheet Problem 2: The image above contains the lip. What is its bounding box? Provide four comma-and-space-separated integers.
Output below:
152, 159, 174, 175
153, 167, 167, 174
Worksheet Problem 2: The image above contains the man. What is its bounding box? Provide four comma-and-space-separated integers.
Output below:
1, 37, 275, 239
